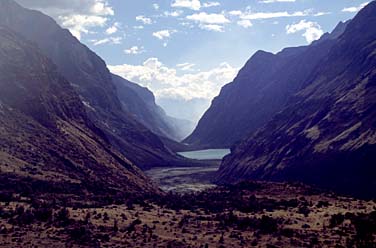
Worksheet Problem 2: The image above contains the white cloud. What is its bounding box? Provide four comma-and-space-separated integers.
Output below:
314, 12, 331, 17
108, 58, 238, 101
177, 63, 196, 71
202, 2, 220, 8
134, 25, 144, 29
153, 3, 160, 10
229, 10, 243, 16
186, 12, 230, 24
286, 20, 324, 43
60, 15, 108, 40
136, 15, 153, 25
15, 0, 114, 40
237, 20, 253, 28
186, 12, 230, 31
152, 30, 177, 40
164, 10, 183, 17
105, 22, 120, 34
342, 2, 369, 13
259, 0, 296, 3
91, 36, 122, 46
200, 24, 224, 32
171, 0, 201, 11
240, 10, 311, 20
124, 46, 145, 55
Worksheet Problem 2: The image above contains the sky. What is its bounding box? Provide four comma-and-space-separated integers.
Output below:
15, 0, 370, 123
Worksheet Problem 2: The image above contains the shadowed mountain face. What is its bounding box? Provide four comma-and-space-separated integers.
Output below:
0, 0, 183, 170
217, 1, 376, 198
0, 26, 156, 199
112, 74, 191, 142
184, 21, 350, 149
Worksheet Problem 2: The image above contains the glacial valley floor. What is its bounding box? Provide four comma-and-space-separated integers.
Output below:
1, 181, 375, 247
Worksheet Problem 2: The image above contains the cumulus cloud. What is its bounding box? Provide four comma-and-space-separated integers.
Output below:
108, 58, 238, 101
286, 20, 324, 43
136, 15, 153, 25
202, 2, 221, 8
153, 3, 160, 10
105, 22, 120, 34
342, 2, 369, 13
60, 15, 108, 40
200, 24, 224, 32
259, 0, 296, 3
171, 0, 221, 11
187, 12, 230, 24
237, 20, 253, 28
228, 10, 243, 16
164, 10, 184, 17
152, 30, 177, 40
172, 0, 201, 11
186, 12, 229, 31
124, 46, 145, 55
15, 0, 114, 40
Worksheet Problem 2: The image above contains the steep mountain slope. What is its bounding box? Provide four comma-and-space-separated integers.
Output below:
112, 74, 189, 141
218, 1, 376, 198
0, 0, 180, 169
185, 21, 349, 149
0, 26, 156, 200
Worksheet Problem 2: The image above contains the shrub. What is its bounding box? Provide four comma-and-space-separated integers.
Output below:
329, 214, 344, 228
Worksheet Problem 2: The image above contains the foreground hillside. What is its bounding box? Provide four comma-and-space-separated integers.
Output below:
0, 25, 156, 200
0, 182, 375, 247
214, 1, 376, 198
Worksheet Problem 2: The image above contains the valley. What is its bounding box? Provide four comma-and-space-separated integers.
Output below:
1, 181, 375, 248
0, 0, 376, 247
146, 149, 229, 193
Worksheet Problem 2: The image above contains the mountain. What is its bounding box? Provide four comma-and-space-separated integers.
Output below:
158, 97, 206, 132
184, 21, 350, 149
0, 26, 156, 200
217, 1, 376, 198
0, 0, 182, 169
112, 74, 190, 141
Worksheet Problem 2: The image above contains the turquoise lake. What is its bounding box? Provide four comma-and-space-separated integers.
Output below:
177, 149, 230, 160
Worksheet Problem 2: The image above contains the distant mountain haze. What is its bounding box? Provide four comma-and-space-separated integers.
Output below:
157, 97, 210, 126
112, 73, 192, 141
217, 1, 376, 198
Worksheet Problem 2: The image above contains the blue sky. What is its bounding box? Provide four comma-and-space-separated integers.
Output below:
15, 0, 370, 122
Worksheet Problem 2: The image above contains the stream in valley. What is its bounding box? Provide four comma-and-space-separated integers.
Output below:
145, 149, 230, 193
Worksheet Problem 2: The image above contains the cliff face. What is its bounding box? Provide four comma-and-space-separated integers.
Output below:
185, 21, 349, 149
0, 0, 181, 170
218, 1, 376, 198
0, 26, 156, 199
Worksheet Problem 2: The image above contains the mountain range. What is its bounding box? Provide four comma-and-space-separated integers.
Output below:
0, 25, 156, 200
185, 21, 351, 149
0, 0, 192, 170
213, 1, 376, 197
112, 74, 192, 141
0, 0, 375, 200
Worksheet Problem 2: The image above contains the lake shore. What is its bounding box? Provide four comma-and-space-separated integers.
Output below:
146, 149, 229, 193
